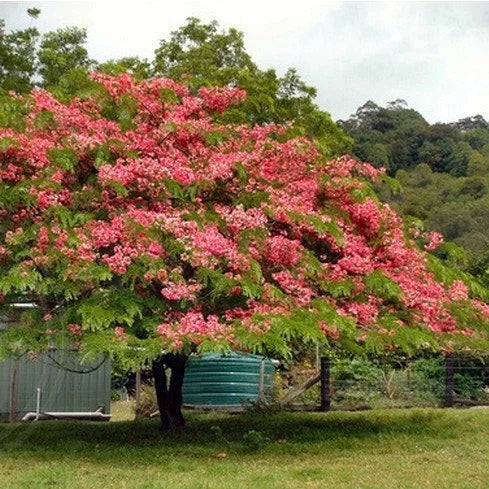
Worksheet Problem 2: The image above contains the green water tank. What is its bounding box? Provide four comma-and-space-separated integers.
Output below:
182, 352, 275, 409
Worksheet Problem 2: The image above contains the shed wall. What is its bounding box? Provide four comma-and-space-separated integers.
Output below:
0, 350, 111, 420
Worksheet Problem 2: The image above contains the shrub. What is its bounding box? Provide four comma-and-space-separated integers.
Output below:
134, 382, 158, 418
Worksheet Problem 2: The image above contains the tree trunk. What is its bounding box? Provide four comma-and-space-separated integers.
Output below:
167, 354, 187, 428
152, 353, 188, 430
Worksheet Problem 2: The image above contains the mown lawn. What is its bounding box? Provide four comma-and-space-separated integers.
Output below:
1, 405, 489, 489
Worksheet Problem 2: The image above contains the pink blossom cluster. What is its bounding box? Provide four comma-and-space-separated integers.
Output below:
198, 86, 246, 113
157, 310, 231, 349
161, 282, 202, 301
341, 298, 380, 325
264, 235, 303, 267
216, 204, 268, 234
319, 321, 340, 340
424, 231, 443, 251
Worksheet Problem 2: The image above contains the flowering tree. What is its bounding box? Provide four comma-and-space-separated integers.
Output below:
0, 74, 488, 428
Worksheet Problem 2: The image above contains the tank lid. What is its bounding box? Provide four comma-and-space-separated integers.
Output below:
189, 352, 274, 363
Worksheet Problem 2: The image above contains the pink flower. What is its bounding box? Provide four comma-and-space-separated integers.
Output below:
198, 86, 246, 113
161, 282, 202, 301
319, 321, 340, 340
264, 235, 303, 267
114, 326, 126, 339
448, 280, 468, 301
424, 232, 443, 251
68, 324, 82, 336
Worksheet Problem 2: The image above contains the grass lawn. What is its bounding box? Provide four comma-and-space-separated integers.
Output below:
1, 405, 489, 489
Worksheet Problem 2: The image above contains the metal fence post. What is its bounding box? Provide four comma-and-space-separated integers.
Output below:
320, 356, 331, 412
444, 355, 455, 408
134, 369, 141, 420
8, 363, 18, 423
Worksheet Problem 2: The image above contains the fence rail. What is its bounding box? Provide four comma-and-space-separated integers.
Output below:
282, 356, 489, 411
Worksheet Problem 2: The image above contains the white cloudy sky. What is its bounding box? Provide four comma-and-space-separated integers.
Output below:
1, 0, 488, 124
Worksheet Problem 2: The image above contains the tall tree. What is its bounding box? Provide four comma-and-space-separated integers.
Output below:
1, 74, 488, 428
339, 101, 429, 174
38, 27, 92, 86
97, 57, 152, 80
339, 100, 489, 177
154, 18, 351, 157
0, 19, 39, 93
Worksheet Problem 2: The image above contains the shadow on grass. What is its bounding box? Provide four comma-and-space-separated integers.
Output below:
0, 408, 477, 463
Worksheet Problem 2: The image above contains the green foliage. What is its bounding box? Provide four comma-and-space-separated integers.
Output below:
364, 270, 403, 302
38, 27, 93, 87
0, 18, 39, 93
153, 17, 352, 157
0, 93, 27, 129
439, 241, 468, 267
97, 57, 151, 79
0, 9, 94, 93
378, 174, 403, 195
48, 147, 79, 171
325, 355, 489, 409
0, 264, 42, 295
241, 430, 270, 452
341, 99, 489, 178
81, 333, 162, 371
288, 211, 344, 244
163, 178, 200, 203
196, 267, 236, 301
320, 278, 354, 298
76, 289, 146, 330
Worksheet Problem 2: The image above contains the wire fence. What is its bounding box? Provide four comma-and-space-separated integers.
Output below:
283, 356, 489, 411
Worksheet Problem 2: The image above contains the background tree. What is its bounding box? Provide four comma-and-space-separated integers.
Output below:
97, 57, 152, 80
0, 19, 39, 93
0, 9, 93, 92
154, 17, 352, 156
37, 27, 93, 87
340, 100, 489, 177
377, 162, 489, 264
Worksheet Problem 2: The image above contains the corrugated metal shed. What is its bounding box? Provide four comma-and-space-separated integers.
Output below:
0, 303, 111, 421
0, 350, 111, 421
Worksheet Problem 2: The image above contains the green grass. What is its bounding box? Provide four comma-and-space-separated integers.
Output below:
1, 406, 489, 489
110, 400, 135, 422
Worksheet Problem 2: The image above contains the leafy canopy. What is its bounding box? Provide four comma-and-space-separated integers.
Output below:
340, 99, 489, 177
0, 74, 488, 366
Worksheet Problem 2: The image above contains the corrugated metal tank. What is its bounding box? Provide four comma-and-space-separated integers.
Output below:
182, 352, 275, 409
0, 349, 111, 421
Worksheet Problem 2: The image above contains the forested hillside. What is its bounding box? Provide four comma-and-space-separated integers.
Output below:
339, 101, 489, 282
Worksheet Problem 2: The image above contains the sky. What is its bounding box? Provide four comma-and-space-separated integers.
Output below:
1, 0, 488, 124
